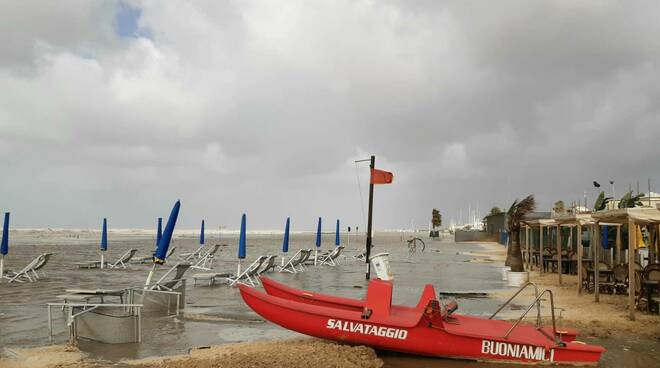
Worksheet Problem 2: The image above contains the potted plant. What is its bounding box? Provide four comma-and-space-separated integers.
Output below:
505, 195, 535, 287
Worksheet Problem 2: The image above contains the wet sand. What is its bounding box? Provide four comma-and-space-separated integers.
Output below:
1, 231, 659, 367
0, 339, 383, 368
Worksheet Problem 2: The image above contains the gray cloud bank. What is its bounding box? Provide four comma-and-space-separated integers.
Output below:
1, 1, 659, 230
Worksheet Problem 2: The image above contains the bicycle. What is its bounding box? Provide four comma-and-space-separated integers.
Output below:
407, 237, 426, 254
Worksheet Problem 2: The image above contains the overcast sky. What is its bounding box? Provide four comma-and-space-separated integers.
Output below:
1, 1, 659, 231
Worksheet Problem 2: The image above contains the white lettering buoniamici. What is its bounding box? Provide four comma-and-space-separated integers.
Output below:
480, 340, 554, 362
325, 319, 408, 340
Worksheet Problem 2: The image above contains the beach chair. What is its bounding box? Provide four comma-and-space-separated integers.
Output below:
179, 244, 207, 261
257, 255, 278, 275
149, 263, 191, 291
227, 256, 267, 287
192, 272, 234, 286
107, 249, 138, 269
5, 253, 52, 283
319, 246, 344, 266
297, 249, 313, 271
354, 250, 367, 262
612, 263, 628, 294
133, 246, 178, 264
596, 262, 614, 294
190, 244, 222, 271
581, 264, 591, 292
278, 249, 305, 273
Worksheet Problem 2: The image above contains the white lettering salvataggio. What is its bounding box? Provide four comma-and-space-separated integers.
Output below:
325, 319, 408, 340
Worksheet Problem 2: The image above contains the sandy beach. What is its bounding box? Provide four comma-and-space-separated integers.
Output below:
0, 339, 383, 368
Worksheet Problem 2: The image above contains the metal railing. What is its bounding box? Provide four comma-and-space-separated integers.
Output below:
489, 282, 541, 326
488, 282, 563, 346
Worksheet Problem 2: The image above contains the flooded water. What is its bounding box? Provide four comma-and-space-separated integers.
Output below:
1, 231, 658, 367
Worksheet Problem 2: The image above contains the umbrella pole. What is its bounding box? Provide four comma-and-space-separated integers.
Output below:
0, 255, 4, 282
237, 259, 242, 276
100, 253, 104, 269
145, 264, 157, 289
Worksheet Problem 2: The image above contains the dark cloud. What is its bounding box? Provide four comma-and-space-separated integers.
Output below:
0, 0, 659, 231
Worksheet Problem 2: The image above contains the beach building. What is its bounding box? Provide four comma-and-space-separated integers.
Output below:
483, 212, 508, 245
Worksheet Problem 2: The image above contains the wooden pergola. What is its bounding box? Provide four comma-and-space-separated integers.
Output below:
592, 207, 660, 320
553, 214, 596, 289
521, 218, 556, 274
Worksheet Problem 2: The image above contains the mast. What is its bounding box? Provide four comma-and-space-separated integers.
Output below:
366, 155, 375, 279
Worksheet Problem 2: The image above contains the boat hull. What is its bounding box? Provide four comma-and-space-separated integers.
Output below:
240, 285, 604, 365
261, 277, 579, 343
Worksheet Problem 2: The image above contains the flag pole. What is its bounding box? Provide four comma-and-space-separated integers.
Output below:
366, 155, 375, 279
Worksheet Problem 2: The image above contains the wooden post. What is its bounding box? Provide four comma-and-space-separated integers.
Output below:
539, 225, 544, 274
628, 219, 636, 320
616, 225, 622, 264
557, 224, 562, 285
526, 226, 531, 271
577, 223, 583, 295
594, 224, 600, 302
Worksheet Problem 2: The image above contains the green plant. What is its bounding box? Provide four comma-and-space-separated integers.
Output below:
505, 195, 536, 272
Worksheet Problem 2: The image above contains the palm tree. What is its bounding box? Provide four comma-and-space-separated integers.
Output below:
506, 195, 536, 272
593, 191, 612, 211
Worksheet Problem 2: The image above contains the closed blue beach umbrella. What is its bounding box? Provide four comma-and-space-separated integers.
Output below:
154, 200, 180, 263
1, 212, 8, 256
314, 217, 323, 265
238, 214, 247, 259
100, 218, 108, 251
335, 219, 340, 246
200, 219, 205, 246
0, 212, 8, 279
282, 217, 290, 253
156, 217, 162, 248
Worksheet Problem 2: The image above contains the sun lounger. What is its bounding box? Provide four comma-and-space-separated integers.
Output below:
58, 288, 126, 305
298, 249, 313, 270
227, 256, 268, 287
278, 249, 308, 274
148, 263, 191, 291
190, 244, 222, 270
319, 246, 344, 266
179, 244, 207, 261
192, 272, 233, 286
107, 249, 138, 269
354, 250, 367, 262
75, 260, 103, 269
5, 253, 54, 283
257, 255, 278, 275
75, 249, 137, 270
132, 246, 177, 265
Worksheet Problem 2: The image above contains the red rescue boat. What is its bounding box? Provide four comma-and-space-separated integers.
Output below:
239, 277, 605, 365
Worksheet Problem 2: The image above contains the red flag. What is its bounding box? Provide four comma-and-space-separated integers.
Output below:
370, 168, 393, 184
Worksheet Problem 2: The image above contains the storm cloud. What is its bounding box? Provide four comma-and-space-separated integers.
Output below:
1, 1, 659, 230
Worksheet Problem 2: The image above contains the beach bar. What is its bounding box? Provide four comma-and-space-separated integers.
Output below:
553, 213, 596, 294
521, 218, 556, 274
592, 207, 660, 319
